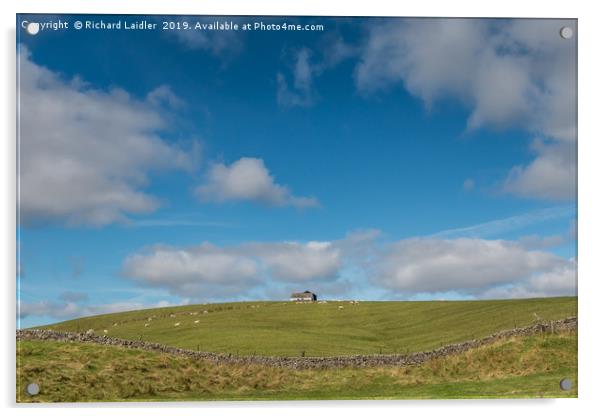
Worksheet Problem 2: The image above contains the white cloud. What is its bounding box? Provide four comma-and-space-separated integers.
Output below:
251, 241, 341, 281
355, 19, 576, 200
374, 238, 573, 295
19, 301, 81, 320
146, 85, 184, 109
196, 157, 318, 208
167, 18, 244, 57
504, 140, 576, 200
18, 46, 194, 226
356, 19, 484, 106
277, 38, 356, 108
277, 48, 316, 108
431, 205, 575, 239
123, 243, 260, 291
18, 299, 181, 322
121, 231, 575, 302
517, 234, 565, 250
122, 240, 341, 298
481, 261, 577, 299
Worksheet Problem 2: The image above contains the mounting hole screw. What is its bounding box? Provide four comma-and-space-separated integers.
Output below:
26, 383, 40, 396
26, 22, 40, 35
560, 27, 573, 40
559, 378, 573, 391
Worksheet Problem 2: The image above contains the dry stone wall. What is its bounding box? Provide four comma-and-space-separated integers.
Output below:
17, 317, 576, 370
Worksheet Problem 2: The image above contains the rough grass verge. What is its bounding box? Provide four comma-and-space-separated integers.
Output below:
17, 329, 577, 402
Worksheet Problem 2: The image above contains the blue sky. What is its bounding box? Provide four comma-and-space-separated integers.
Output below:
17, 15, 577, 327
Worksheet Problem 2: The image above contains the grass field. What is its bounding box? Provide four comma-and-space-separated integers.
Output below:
16, 330, 577, 402
36, 297, 577, 357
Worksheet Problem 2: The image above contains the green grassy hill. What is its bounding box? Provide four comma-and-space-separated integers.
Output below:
35, 297, 577, 357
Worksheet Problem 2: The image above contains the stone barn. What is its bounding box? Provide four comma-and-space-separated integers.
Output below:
290, 290, 317, 302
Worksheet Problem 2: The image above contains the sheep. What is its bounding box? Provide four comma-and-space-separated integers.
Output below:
144, 323, 150, 327
194, 320, 200, 324
174, 322, 181, 327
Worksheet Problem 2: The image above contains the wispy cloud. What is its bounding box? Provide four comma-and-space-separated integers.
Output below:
277, 37, 356, 108
431, 205, 575, 239
126, 218, 234, 228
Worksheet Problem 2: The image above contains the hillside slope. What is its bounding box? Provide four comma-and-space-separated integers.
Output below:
17, 330, 577, 401
36, 297, 577, 357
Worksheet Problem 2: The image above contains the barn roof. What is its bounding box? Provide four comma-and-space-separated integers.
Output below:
291, 291, 315, 297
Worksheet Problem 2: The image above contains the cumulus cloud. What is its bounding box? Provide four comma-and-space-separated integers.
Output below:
504, 140, 576, 200
123, 243, 260, 293
373, 238, 574, 296
481, 261, 577, 299
516, 218, 576, 251
122, 240, 341, 298
122, 230, 574, 301
18, 46, 194, 226
196, 157, 318, 208
355, 19, 576, 200
251, 242, 341, 281
517, 234, 565, 250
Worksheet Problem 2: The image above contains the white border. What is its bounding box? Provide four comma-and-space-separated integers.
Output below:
2, 1, 601, 415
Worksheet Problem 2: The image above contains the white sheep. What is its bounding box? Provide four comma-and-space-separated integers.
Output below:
194, 320, 200, 324
174, 322, 181, 327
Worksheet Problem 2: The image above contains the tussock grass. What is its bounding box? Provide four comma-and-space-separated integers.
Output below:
35, 297, 577, 357
17, 330, 577, 402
